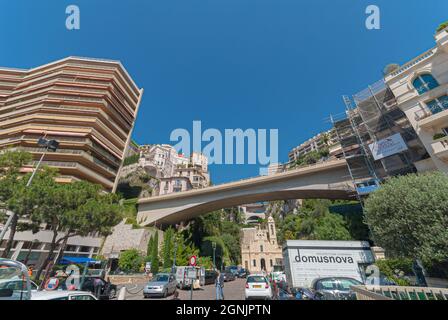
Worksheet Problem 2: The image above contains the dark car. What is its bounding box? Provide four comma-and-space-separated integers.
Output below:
204, 270, 218, 285
310, 277, 363, 300
223, 271, 236, 282
237, 268, 249, 278
80, 277, 117, 300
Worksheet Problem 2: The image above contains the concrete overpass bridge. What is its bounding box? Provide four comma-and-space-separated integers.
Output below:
137, 159, 355, 228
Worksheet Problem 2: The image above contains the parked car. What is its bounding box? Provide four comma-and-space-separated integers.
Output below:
0, 258, 32, 300
204, 270, 218, 285
80, 276, 117, 300
31, 290, 98, 300
245, 274, 272, 300
237, 268, 249, 278
223, 270, 236, 282
225, 266, 239, 276
143, 273, 177, 298
310, 277, 363, 300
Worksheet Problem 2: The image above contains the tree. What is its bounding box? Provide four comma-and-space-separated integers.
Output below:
364, 172, 448, 265
34, 180, 123, 280
0, 150, 33, 257
150, 231, 160, 274
436, 20, 448, 33
383, 63, 400, 76
147, 234, 154, 257
276, 199, 352, 244
162, 227, 174, 268
118, 249, 144, 273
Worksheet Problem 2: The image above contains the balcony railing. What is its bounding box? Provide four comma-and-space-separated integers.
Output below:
414, 101, 448, 121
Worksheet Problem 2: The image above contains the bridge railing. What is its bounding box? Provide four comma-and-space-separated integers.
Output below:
352, 285, 448, 301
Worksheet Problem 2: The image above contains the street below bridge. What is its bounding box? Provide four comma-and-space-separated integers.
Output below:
120, 278, 246, 300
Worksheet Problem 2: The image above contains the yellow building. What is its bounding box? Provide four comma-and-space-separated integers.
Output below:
240, 216, 283, 273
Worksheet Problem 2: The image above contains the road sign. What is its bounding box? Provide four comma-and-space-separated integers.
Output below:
189, 255, 197, 266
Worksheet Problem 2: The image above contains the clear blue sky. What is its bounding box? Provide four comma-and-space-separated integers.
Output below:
1, 0, 447, 183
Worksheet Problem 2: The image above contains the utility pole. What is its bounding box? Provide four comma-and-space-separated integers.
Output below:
212, 242, 216, 270
0, 137, 59, 243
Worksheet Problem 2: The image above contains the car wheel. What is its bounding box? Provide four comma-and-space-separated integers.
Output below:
163, 289, 168, 298
109, 288, 116, 300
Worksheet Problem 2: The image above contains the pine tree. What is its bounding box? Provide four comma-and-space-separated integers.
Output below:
162, 227, 174, 269
151, 231, 159, 274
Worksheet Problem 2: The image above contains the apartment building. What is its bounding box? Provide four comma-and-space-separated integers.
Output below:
0, 56, 142, 265
330, 28, 448, 196
288, 130, 342, 164
139, 144, 180, 178
0, 56, 143, 192
383, 26, 448, 173
136, 144, 210, 194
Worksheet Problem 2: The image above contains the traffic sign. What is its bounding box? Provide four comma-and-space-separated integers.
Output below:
189, 255, 197, 266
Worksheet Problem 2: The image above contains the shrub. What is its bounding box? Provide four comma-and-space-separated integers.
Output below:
375, 258, 413, 286
118, 249, 144, 273
436, 21, 448, 33
123, 154, 140, 166
433, 132, 447, 140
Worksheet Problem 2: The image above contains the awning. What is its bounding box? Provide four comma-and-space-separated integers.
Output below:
59, 256, 99, 265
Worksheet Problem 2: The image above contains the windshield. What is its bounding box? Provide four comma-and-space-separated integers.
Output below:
247, 276, 267, 283
154, 274, 169, 282
338, 278, 363, 291
0, 260, 31, 300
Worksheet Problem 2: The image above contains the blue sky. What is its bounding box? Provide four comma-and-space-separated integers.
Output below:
1, 0, 447, 183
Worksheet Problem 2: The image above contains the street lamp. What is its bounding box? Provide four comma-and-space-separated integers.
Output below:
212, 242, 216, 270
0, 137, 59, 242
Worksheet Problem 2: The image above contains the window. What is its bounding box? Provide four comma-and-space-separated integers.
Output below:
260, 245, 263, 253
70, 294, 96, 300
270, 259, 273, 267
413, 74, 439, 95
253, 259, 256, 267
426, 95, 448, 114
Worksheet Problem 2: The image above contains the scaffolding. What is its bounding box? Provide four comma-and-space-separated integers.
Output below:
331, 80, 429, 199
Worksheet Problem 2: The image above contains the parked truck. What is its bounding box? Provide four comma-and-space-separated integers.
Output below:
283, 240, 375, 289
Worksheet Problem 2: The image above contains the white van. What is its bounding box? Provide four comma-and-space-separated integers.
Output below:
283, 240, 375, 289
175, 266, 205, 290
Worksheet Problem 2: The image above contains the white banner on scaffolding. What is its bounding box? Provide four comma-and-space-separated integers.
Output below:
368, 133, 408, 161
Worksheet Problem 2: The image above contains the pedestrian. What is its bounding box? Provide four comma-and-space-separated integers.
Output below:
215, 271, 225, 300
172, 291, 180, 300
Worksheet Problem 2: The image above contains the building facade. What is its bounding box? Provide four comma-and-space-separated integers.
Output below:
384, 27, 448, 173
0, 56, 142, 265
240, 216, 283, 273
288, 130, 342, 164
0, 56, 143, 192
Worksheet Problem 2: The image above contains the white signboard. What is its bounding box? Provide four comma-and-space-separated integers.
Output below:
368, 133, 408, 161
283, 240, 374, 289
187, 268, 197, 279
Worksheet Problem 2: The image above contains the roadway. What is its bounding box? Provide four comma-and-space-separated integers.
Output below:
120, 278, 246, 300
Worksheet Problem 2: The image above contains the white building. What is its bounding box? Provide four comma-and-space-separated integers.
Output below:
384, 26, 448, 173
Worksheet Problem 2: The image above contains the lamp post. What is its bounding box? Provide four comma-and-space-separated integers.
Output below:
171, 241, 178, 274
0, 137, 59, 243
212, 242, 216, 270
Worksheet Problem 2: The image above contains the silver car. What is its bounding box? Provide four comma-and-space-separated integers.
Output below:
143, 273, 177, 298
